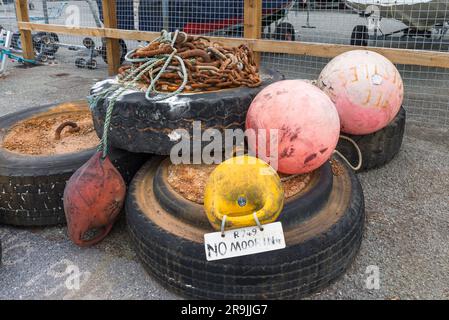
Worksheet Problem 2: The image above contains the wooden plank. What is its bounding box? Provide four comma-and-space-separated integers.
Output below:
102, 0, 120, 75
15, 0, 34, 61
17, 22, 159, 42
243, 0, 262, 66
250, 39, 449, 69
18, 22, 449, 69
18, 22, 108, 37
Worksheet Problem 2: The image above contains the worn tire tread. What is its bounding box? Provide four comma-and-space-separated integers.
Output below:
126, 157, 365, 299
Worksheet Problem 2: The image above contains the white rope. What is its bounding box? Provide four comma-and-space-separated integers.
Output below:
334, 135, 363, 171
280, 174, 300, 182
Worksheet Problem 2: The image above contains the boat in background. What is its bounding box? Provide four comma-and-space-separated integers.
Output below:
345, 0, 449, 49
345, 0, 449, 31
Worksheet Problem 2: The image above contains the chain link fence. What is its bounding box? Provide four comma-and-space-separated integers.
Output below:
1, 0, 449, 126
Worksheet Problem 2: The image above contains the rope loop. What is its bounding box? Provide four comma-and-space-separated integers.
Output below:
334, 135, 363, 171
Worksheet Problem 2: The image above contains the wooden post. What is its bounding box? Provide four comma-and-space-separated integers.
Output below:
243, 0, 262, 67
15, 0, 34, 61
102, 0, 121, 76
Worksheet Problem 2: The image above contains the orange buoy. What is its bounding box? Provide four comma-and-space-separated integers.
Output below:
318, 50, 403, 135
63, 152, 126, 246
246, 80, 340, 175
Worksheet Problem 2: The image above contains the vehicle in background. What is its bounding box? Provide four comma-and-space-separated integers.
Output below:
346, 0, 449, 50
96, 0, 298, 41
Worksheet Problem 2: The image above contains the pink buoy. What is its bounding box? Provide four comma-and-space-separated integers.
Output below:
246, 80, 340, 175
317, 50, 403, 135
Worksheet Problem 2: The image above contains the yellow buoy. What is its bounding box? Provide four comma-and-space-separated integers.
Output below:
204, 155, 284, 231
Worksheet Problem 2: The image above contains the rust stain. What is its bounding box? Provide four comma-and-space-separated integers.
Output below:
363, 89, 372, 105
138, 127, 172, 134
375, 93, 383, 108
280, 148, 289, 159
304, 153, 317, 164
350, 66, 359, 82
276, 89, 288, 95
263, 93, 272, 100
338, 72, 348, 87
289, 127, 301, 142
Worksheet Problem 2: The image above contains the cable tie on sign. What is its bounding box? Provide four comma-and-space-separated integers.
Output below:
253, 212, 264, 231
221, 215, 227, 238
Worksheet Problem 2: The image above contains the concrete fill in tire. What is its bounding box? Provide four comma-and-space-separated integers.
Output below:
153, 158, 334, 229
0, 103, 148, 227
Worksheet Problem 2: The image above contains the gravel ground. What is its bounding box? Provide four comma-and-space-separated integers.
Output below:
0, 62, 448, 300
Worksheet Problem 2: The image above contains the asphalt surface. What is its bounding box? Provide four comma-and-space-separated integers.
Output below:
0, 61, 448, 300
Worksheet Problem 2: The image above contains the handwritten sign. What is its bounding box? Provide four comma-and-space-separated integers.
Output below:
204, 222, 286, 261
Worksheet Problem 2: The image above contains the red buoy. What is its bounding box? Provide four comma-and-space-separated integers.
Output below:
318, 50, 403, 135
246, 80, 340, 174
63, 152, 126, 246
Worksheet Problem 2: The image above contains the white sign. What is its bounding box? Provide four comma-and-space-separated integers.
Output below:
204, 222, 286, 261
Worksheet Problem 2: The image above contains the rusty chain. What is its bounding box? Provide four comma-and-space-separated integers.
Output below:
118, 33, 262, 93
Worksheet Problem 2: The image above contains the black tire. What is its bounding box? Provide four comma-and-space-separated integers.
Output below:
153, 158, 333, 230
0, 103, 148, 227
33, 32, 59, 56
100, 39, 127, 65
350, 25, 368, 46
91, 68, 284, 155
83, 37, 95, 49
126, 156, 365, 299
274, 22, 296, 41
86, 59, 98, 70
11, 33, 22, 51
336, 106, 406, 171
75, 58, 87, 68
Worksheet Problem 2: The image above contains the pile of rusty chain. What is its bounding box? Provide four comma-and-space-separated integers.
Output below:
118, 32, 262, 93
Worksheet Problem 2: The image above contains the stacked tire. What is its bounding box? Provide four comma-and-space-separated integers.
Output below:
316, 50, 406, 172
87, 68, 367, 299
336, 107, 406, 171
90, 69, 284, 155
0, 103, 148, 227
125, 156, 365, 299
